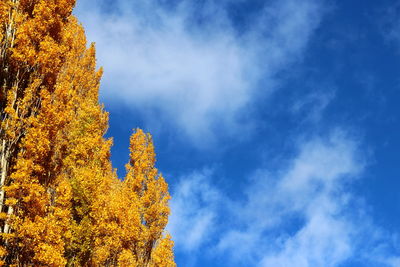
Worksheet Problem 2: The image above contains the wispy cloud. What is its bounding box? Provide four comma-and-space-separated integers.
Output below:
291, 89, 335, 123
380, 2, 400, 44
168, 130, 399, 266
74, 0, 324, 146
218, 131, 362, 266
167, 169, 223, 252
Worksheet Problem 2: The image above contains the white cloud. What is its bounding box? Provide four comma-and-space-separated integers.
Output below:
166, 130, 371, 266
74, 0, 324, 146
167, 169, 223, 252
259, 196, 353, 267
163, 128, 400, 266
216, 132, 362, 266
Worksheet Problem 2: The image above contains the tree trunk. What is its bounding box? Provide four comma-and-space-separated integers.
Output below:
0, 0, 18, 235
0, 139, 9, 215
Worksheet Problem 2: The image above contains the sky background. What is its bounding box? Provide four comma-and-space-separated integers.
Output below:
75, 0, 400, 266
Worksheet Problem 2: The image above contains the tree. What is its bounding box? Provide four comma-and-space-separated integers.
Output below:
0, 0, 77, 265
51, 17, 115, 266
0, 0, 76, 232
0, 0, 175, 266
93, 129, 175, 267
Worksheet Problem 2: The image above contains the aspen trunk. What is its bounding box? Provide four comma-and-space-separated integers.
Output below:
0, 139, 9, 214
0, 0, 18, 235
3, 205, 13, 234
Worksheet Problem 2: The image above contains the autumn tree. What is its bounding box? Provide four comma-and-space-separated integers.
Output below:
0, 0, 75, 229
58, 19, 115, 266
93, 129, 175, 267
0, 0, 175, 266
0, 0, 76, 264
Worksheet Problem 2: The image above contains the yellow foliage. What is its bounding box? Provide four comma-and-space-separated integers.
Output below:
0, 0, 175, 266
93, 129, 174, 266
150, 235, 176, 267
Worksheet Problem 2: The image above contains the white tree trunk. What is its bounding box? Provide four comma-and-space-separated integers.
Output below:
0, 0, 18, 235
0, 139, 9, 214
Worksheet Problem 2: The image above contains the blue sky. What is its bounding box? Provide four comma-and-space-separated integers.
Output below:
75, 0, 400, 266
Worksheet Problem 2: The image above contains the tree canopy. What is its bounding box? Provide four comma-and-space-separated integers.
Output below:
0, 1, 175, 266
